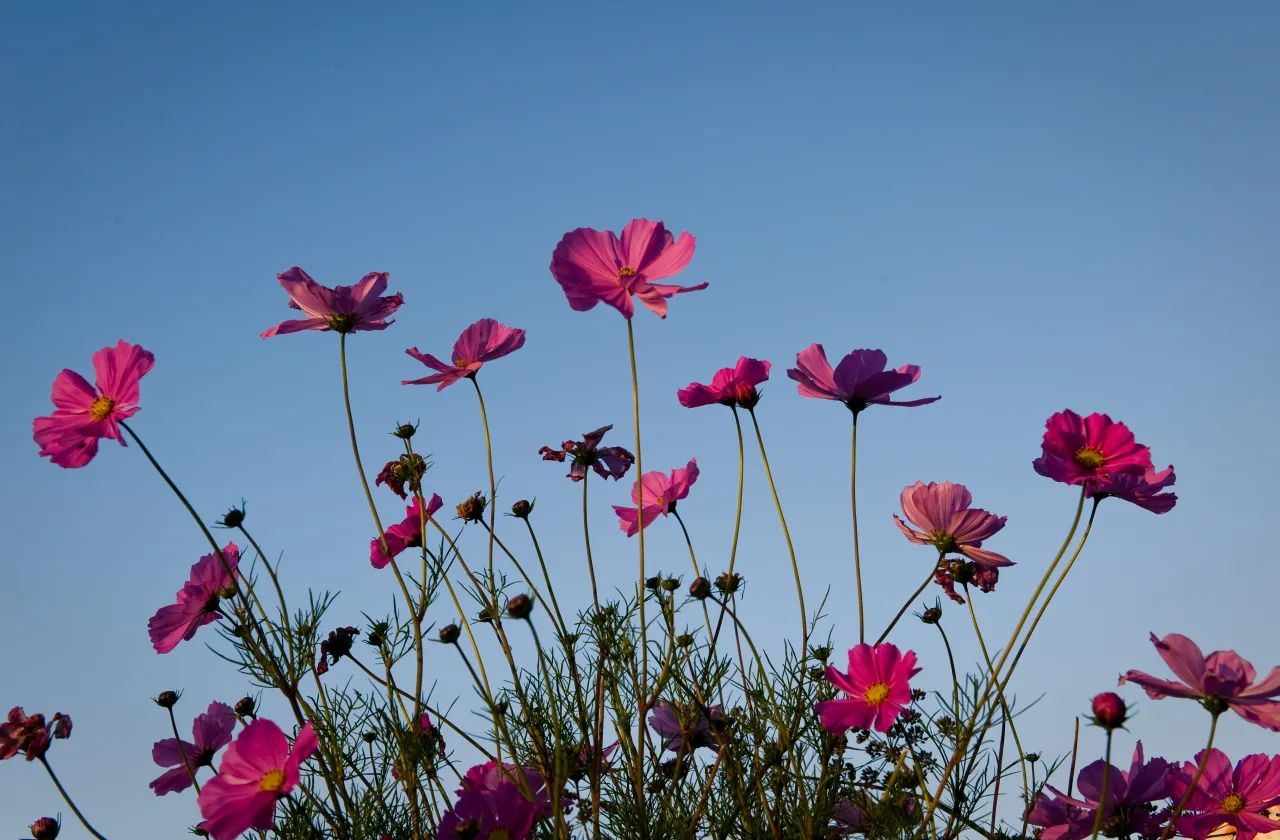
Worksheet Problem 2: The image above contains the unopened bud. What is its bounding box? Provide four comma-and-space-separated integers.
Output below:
660, 577, 680, 593
645, 576, 662, 592
689, 577, 711, 600
510, 499, 534, 519
155, 691, 181, 709
1090, 692, 1128, 730
921, 605, 943, 624
439, 624, 461, 644
234, 697, 256, 718
506, 594, 533, 620
30, 817, 60, 840
676, 634, 694, 648
393, 422, 418, 440
362, 731, 378, 744
218, 504, 246, 529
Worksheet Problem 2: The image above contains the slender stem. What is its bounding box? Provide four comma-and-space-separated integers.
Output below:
581, 472, 600, 610
991, 717, 1006, 836
876, 555, 944, 645
470, 376, 499, 598
935, 623, 961, 718
1067, 717, 1080, 799
672, 509, 714, 637
339, 333, 387, 548
40, 757, 109, 840
237, 526, 295, 657
167, 707, 201, 794
625, 318, 649, 819
1089, 731, 1114, 840
967, 593, 1029, 809
710, 407, 746, 650
1161, 714, 1221, 840
747, 408, 807, 646
523, 517, 570, 635
851, 413, 865, 643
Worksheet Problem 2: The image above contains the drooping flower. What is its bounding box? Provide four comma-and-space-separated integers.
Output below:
458, 761, 553, 818
1169, 749, 1280, 840
1120, 633, 1280, 730
539, 425, 635, 482
648, 699, 727, 754
402, 318, 526, 391
1088, 465, 1178, 514
549, 218, 705, 319
612, 459, 699, 537
933, 558, 1002, 605
438, 782, 541, 840
196, 720, 318, 840
315, 627, 359, 676
1032, 410, 1154, 487
50, 713, 71, 740
370, 494, 444, 569
677, 357, 771, 410
894, 481, 1012, 568
148, 544, 241, 654
787, 346, 939, 414
32, 340, 155, 468
375, 453, 429, 500
0, 708, 52, 761
150, 701, 237, 795
815, 643, 920, 734
260, 267, 402, 338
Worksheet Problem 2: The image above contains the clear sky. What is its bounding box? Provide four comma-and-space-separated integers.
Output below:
3, 1, 1279, 836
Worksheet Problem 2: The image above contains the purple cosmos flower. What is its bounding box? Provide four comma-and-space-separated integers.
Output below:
403, 319, 526, 391
612, 459, 699, 537
1169, 749, 1280, 840
677, 357, 771, 410
1120, 633, 1280, 730
648, 700, 727, 754
894, 481, 1013, 569
539, 425, 635, 482
370, 495, 444, 569
148, 544, 241, 654
458, 761, 553, 818
787, 346, 939, 415
261, 267, 402, 338
550, 218, 705, 319
1028, 742, 1170, 840
151, 702, 237, 795
1087, 465, 1178, 514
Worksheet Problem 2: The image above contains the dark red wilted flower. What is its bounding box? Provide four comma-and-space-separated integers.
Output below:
316, 627, 360, 676
539, 424, 635, 482
375, 453, 429, 500
50, 713, 71, 740
0, 708, 52, 761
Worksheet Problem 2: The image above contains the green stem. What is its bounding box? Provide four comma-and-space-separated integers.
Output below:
1089, 731, 1114, 840
851, 413, 865, 643
470, 376, 499, 599
582, 471, 600, 610
747, 407, 807, 646
40, 757, 109, 840
966, 592, 1029, 811
876, 554, 944, 645
1161, 714, 1221, 840
625, 318, 649, 820
711, 407, 747, 650
167, 707, 201, 794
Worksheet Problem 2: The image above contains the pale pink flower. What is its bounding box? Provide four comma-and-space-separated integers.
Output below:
894, 481, 1012, 568
612, 459, 699, 537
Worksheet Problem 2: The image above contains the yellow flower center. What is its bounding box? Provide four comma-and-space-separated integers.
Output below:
618, 266, 637, 278
863, 682, 891, 705
1222, 794, 1246, 814
490, 831, 512, 840
89, 395, 115, 421
1074, 447, 1106, 469
259, 769, 287, 792
454, 358, 467, 367
654, 496, 664, 508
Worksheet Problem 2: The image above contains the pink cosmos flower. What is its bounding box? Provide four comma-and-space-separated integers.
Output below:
197, 720, 318, 840
894, 481, 1012, 569
1027, 742, 1170, 840
832, 800, 869, 836
32, 340, 155, 469
787, 346, 940, 414
150, 701, 237, 795
1032, 410, 1154, 487
612, 459, 699, 537
1120, 633, 1280, 730
458, 761, 553, 818
648, 700, 727, 754
148, 544, 241, 654
539, 425, 635, 482
549, 218, 705, 319
260, 267, 402, 338
1169, 749, 1280, 840
0, 708, 52, 761
677, 357, 771, 410
403, 318, 526, 391
815, 643, 920, 734
1088, 465, 1178, 514
438, 782, 540, 840
370, 494, 444, 569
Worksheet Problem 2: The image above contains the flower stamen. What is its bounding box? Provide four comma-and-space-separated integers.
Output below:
259, 769, 287, 792
1074, 447, 1106, 469
863, 682, 891, 705
89, 396, 115, 421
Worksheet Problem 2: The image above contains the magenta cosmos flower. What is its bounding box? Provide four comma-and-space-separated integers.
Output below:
894, 481, 1012, 569
403, 318, 526, 391
539, 425, 635, 482
1088, 464, 1178, 514
151, 701, 236, 795
459, 761, 553, 818
612, 458, 699, 537
439, 782, 541, 840
815, 643, 920, 734
32, 340, 155, 469
549, 218, 705, 319
197, 720, 318, 840
148, 543, 241, 654
677, 357, 771, 410
370, 494, 444, 569
260, 267, 402, 338
787, 346, 940, 415
1169, 749, 1280, 840
1032, 410, 1153, 487
648, 699, 727, 754
1120, 633, 1280, 730
1027, 742, 1170, 840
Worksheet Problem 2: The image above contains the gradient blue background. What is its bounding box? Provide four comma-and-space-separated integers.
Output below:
3, 2, 1278, 836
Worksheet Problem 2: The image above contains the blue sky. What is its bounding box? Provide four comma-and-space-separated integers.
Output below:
3, 1, 1279, 835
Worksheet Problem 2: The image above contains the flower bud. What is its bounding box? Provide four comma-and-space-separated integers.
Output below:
366, 621, 390, 648
154, 691, 181, 709
30, 817, 60, 840
921, 605, 943, 624
234, 697, 256, 718
217, 504, 246, 529
676, 633, 694, 648
510, 499, 534, 519
714, 572, 743, 595
393, 422, 418, 440
689, 577, 711, 600
1090, 692, 1128, 730
659, 577, 680, 593
1025, 752, 1042, 763
439, 624, 461, 644
362, 731, 378, 743
645, 576, 662, 591
810, 646, 832, 663
456, 492, 487, 523
506, 594, 533, 620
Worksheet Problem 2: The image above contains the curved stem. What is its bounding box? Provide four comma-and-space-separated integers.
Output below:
935, 623, 961, 718
625, 318, 649, 817
876, 555, 944, 645
582, 472, 600, 610
711, 407, 747, 650
470, 376, 499, 598
747, 407, 807, 646
851, 414, 865, 643
966, 593, 1029, 809
1161, 714, 1221, 840
167, 707, 201, 794
672, 509, 715, 638
523, 517, 569, 634
40, 757, 109, 840
339, 333, 387, 549
1089, 731, 1114, 840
